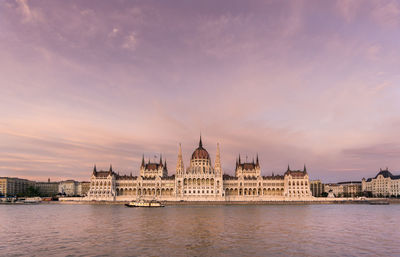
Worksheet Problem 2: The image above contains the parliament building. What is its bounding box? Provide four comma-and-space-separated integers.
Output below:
86, 137, 312, 201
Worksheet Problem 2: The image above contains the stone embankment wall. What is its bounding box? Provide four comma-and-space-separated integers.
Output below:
58, 196, 400, 204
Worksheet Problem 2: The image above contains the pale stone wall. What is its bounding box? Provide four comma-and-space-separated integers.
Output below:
284, 174, 312, 198
324, 184, 344, 197
86, 141, 314, 202
86, 172, 116, 201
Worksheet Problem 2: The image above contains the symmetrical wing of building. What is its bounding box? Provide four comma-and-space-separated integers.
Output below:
86, 137, 313, 201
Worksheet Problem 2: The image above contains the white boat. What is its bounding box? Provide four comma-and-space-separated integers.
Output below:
125, 199, 164, 208
24, 197, 42, 203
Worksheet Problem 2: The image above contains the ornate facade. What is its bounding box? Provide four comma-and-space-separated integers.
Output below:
362, 168, 400, 197
86, 137, 313, 201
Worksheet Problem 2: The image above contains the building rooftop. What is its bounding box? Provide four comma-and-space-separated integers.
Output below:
365, 169, 400, 182
337, 181, 361, 185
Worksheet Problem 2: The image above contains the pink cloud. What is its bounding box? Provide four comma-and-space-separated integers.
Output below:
1, 0, 400, 182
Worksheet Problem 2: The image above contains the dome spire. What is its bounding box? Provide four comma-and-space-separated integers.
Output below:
199, 134, 203, 148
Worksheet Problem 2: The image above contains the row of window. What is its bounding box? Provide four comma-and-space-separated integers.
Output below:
288, 190, 308, 194
184, 190, 218, 194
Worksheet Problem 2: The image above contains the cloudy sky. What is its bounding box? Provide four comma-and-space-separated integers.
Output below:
0, 0, 399, 182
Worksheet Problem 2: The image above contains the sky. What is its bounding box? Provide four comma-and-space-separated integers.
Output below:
0, 0, 400, 182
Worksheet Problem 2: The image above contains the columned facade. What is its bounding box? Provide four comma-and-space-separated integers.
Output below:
86, 137, 313, 201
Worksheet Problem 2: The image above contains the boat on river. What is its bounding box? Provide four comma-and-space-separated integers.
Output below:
125, 199, 164, 208
368, 200, 390, 205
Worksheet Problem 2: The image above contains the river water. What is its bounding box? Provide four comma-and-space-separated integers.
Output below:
1, 204, 399, 256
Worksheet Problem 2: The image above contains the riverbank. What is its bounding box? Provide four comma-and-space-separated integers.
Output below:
51, 198, 400, 205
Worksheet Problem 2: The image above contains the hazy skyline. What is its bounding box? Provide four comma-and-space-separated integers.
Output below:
1, 0, 400, 182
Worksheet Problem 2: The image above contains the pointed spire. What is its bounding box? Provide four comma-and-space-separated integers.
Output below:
159, 154, 163, 165
176, 143, 184, 172
287, 164, 290, 172
256, 154, 259, 166
238, 154, 241, 164
215, 142, 221, 171
108, 164, 113, 176
304, 164, 307, 173
141, 154, 145, 167
164, 159, 167, 168
199, 134, 203, 148
92, 164, 97, 175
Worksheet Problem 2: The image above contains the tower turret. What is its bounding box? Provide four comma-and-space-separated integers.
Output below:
256, 154, 259, 167
108, 164, 113, 176
92, 164, 97, 176
176, 143, 184, 175
215, 143, 221, 174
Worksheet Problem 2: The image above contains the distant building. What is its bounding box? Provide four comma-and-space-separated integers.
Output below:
77, 181, 90, 196
35, 178, 59, 196
310, 180, 324, 197
0, 177, 91, 197
59, 180, 79, 196
338, 181, 362, 197
0, 177, 35, 197
324, 183, 343, 197
362, 168, 400, 197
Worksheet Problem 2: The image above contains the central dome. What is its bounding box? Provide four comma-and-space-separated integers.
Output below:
191, 136, 210, 160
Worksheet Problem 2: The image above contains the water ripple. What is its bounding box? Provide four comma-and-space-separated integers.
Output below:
0, 204, 399, 256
